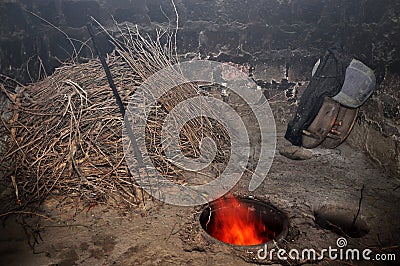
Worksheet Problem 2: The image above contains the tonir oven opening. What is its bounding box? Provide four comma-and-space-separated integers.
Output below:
199, 197, 289, 247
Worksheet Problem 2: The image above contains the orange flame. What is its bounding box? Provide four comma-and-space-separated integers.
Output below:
207, 197, 272, 246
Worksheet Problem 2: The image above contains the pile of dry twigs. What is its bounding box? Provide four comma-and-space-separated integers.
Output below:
0, 22, 229, 212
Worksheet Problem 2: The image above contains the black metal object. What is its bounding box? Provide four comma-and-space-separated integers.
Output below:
87, 22, 144, 168
86, 22, 154, 204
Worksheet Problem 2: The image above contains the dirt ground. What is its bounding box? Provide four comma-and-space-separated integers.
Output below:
1, 120, 399, 266
1, 84, 400, 266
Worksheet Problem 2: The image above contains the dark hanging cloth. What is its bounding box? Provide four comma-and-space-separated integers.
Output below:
284, 45, 352, 146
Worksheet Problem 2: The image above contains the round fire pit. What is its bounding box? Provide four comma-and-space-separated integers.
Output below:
199, 197, 289, 247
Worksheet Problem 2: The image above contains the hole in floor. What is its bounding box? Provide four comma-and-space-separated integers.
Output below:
314, 205, 370, 238
199, 197, 288, 247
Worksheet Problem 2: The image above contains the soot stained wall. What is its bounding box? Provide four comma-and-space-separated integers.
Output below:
1, 0, 399, 81
0, 0, 399, 175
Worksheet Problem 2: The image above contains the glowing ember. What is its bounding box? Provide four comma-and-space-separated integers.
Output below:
206, 197, 274, 246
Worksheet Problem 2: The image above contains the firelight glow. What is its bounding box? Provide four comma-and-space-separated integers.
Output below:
207, 197, 273, 246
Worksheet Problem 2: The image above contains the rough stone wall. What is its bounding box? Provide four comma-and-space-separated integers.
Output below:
1, 0, 399, 81
0, 0, 399, 175
348, 74, 400, 176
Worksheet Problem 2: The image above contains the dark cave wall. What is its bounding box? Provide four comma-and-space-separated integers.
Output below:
1, 0, 400, 81
348, 74, 400, 176
0, 0, 399, 175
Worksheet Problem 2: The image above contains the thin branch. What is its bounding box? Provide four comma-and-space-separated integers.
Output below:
0, 211, 54, 221
23, 9, 78, 62
351, 184, 365, 230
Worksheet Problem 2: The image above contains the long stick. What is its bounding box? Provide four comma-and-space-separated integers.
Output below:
87, 23, 143, 167
87, 22, 146, 204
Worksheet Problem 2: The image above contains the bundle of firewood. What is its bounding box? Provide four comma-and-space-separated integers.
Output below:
0, 23, 229, 212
